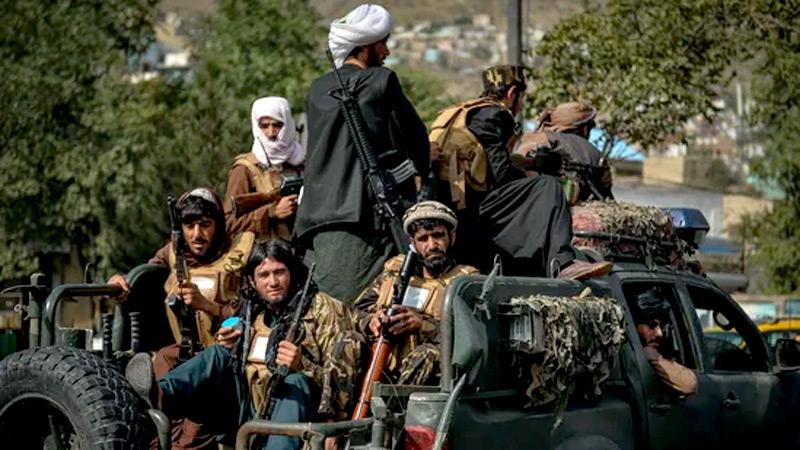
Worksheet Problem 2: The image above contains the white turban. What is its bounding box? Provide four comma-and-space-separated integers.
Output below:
328, 4, 392, 68
250, 96, 305, 167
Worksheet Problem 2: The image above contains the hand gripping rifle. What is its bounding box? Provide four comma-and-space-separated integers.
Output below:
326, 50, 408, 253
258, 262, 317, 420
351, 247, 418, 419
166, 195, 201, 362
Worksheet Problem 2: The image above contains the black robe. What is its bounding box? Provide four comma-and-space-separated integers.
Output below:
479, 174, 575, 277
434, 104, 526, 272
295, 64, 429, 242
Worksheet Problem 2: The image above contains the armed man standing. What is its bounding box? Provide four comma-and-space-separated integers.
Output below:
225, 96, 305, 241
295, 4, 430, 303
352, 201, 478, 396
126, 240, 361, 450
109, 187, 255, 449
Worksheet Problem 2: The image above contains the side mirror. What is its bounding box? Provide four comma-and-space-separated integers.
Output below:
774, 338, 800, 371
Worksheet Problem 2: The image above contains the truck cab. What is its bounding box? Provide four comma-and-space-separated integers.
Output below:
398, 263, 800, 450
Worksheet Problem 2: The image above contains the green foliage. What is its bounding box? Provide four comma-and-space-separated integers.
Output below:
738, 1, 800, 293
178, 0, 327, 191
393, 65, 457, 126
0, 0, 326, 281
0, 0, 157, 280
529, 0, 745, 151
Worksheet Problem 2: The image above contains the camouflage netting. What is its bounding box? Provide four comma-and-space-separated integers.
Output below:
572, 200, 690, 266
506, 293, 625, 411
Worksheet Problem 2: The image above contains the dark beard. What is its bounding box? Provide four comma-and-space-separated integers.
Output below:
422, 254, 454, 277
366, 45, 383, 67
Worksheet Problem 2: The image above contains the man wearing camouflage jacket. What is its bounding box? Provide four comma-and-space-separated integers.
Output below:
127, 240, 360, 450
354, 201, 479, 385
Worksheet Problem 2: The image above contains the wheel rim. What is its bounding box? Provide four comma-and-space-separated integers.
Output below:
0, 393, 80, 449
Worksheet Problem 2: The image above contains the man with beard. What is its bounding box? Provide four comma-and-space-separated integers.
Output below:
353, 201, 478, 385
225, 96, 305, 241
519, 101, 613, 202
126, 240, 360, 450
632, 291, 697, 395
296, 3, 430, 303
109, 187, 254, 449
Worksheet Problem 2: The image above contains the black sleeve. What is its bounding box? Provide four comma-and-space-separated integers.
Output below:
387, 71, 430, 180
467, 106, 524, 188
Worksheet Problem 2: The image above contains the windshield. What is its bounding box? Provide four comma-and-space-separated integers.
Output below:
739, 302, 779, 323
762, 330, 800, 347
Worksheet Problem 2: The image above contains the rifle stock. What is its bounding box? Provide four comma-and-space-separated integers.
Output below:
351, 248, 417, 420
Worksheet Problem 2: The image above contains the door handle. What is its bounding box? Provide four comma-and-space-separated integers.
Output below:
649, 403, 671, 414
722, 393, 741, 409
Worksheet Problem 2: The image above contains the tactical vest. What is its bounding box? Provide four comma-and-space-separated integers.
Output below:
232, 153, 302, 240
164, 231, 255, 348
242, 292, 344, 414
428, 98, 507, 210
244, 312, 273, 414
376, 255, 479, 371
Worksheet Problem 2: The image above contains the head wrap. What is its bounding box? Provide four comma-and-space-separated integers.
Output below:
402, 201, 458, 234
537, 101, 597, 133
632, 291, 671, 325
328, 4, 392, 68
481, 65, 527, 92
251, 97, 305, 167
176, 187, 228, 261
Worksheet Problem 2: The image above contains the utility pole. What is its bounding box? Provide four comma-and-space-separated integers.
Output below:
507, 0, 523, 66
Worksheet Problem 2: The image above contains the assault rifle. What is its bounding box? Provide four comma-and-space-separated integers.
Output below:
325, 49, 408, 253
351, 247, 418, 419
229, 177, 304, 218
166, 195, 201, 362
258, 262, 317, 420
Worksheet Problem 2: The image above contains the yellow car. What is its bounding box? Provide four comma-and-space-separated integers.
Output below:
757, 317, 800, 347
704, 316, 800, 348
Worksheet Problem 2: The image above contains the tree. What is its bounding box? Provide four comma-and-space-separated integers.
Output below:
0, 0, 157, 281
173, 0, 327, 194
0, 0, 328, 281
528, 0, 746, 152
737, 1, 800, 293
393, 65, 457, 126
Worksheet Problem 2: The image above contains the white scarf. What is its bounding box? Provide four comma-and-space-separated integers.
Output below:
328, 4, 392, 68
250, 97, 305, 167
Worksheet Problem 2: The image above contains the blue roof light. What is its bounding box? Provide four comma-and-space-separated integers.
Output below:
662, 208, 710, 248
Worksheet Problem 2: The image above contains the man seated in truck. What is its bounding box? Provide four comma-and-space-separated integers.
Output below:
632, 291, 698, 395
126, 239, 360, 450
354, 201, 479, 385
108, 187, 255, 448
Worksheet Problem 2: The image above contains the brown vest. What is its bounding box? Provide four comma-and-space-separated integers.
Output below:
164, 231, 255, 348
232, 153, 302, 240
429, 98, 507, 209
376, 255, 479, 370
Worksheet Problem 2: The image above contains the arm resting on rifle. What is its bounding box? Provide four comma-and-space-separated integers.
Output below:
224, 164, 275, 237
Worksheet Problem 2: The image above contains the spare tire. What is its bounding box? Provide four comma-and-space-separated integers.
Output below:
0, 346, 153, 449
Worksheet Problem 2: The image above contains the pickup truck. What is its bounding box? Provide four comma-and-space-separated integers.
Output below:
235, 209, 800, 450
3, 208, 800, 450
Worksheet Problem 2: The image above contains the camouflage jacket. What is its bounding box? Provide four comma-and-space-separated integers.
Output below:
354, 255, 479, 371
244, 291, 360, 419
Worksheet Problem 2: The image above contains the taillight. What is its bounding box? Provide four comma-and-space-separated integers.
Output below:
403, 425, 449, 450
